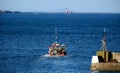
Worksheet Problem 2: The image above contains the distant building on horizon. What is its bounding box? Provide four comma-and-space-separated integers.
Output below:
65, 8, 72, 14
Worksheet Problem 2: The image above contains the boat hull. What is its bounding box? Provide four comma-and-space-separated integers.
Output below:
43, 54, 65, 57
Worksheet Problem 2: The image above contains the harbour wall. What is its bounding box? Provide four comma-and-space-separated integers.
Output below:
91, 52, 120, 71
91, 63, 120, 71
112, 53, 120, 62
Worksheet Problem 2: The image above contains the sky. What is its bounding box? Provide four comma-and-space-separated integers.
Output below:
0, 0, 120, 13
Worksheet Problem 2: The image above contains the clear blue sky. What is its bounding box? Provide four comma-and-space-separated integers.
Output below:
0, 0, 120, 13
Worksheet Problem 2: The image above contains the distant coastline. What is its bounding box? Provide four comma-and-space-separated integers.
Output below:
0, 10, 120, 14
0, 10, 22, 13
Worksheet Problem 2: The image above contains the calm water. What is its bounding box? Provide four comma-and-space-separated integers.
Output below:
0, 13, 120, 73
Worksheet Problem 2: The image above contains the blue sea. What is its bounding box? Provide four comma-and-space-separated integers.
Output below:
0, 13, 120, 73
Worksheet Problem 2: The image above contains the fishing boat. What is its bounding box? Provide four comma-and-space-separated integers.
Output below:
45, 29, 67, 57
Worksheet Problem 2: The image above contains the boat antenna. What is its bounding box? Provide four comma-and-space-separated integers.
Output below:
101, 28, 107, 51
55, 28, 58, 43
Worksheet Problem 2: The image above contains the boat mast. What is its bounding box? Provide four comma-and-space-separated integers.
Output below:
55, 28, 58, 43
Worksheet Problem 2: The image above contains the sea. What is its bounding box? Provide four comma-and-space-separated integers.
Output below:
0, 13, 120, 73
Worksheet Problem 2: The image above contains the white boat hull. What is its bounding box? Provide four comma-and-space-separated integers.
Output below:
43, 54, 65, 57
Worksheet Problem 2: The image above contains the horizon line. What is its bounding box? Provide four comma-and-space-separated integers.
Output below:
1, 10, 120, 14
0, 9, 120, 13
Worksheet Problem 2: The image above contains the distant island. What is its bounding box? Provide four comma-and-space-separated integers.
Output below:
0, 10, 22, 13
